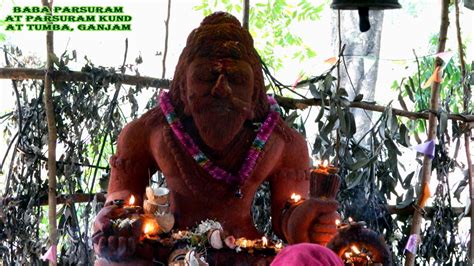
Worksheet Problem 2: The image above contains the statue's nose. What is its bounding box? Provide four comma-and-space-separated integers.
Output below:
211, 74, 232, 98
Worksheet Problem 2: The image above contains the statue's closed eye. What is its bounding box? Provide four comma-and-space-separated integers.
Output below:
195, 71, 218, 83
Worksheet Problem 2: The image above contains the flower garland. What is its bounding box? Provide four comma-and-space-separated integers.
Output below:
159, 92, 279, 194
169, 219, 284, 265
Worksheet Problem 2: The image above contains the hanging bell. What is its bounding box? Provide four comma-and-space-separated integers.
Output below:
465, 0, 474, 10
331, 0, 402, 32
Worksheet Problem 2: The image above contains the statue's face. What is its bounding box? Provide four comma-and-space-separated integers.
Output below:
185, 57, 255, 149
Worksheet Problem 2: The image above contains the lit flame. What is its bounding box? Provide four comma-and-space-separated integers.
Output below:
143, 219, 159, 236
143, 222, 153, 235
348, 217, 353, 223
351, 245, 361, 254
345, 252, 351, 258
275, 243, 283, 249
242, 239, 248, 248
262, 236, 268, 247
322, 160, 329, 167
335, 219, 341, 226
128, 195, 136, 205
290, 193, 302, 203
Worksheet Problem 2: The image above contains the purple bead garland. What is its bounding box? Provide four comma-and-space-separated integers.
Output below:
159, 91, 279, 186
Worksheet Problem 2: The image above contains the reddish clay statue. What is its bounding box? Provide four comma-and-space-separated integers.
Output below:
93, 12, 339, 265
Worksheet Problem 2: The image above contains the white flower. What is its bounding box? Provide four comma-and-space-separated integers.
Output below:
195, 219, 222, 235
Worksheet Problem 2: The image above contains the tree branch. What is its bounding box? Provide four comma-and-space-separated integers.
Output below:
406, 1, 450, 265
1, 67, 472, 124
30, 193, 469, 219
274, 95, 474, 123
162, 0, 171, 79
0, 67, 171, 88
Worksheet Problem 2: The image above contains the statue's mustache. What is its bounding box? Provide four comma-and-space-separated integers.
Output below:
230, 97, 251, 111
193, 96, 251, 115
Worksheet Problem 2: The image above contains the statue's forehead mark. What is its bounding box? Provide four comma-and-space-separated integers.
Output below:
190, 58, 245, 76
212, 59, 240, 74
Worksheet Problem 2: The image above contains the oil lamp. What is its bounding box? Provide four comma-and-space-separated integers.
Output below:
327, 218, 392, 265
142, 217, 160, 241
310, 160, 341, 199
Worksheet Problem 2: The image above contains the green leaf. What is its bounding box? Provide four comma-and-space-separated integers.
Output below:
321, 114, 337, 137
353, 94, 364, 102
313, 137, 322, 152
285, 111, 299, 126
338, 108, 347, 135
323, 74, 333, 92
235, 4, 242, 13
402, 171, 415, 189
308, 83, 320, 99
397, 187, 415, 209
314, 91, 325, 123
346, 170, 364, 190
407, 77, 416, 102
337, 88, 348, 97
347, 111, 356, 138
305, 47, 316, 58
348, 158, 371, 171
454, 179, 468, 202
398, 123, 410, 147
385, 138, 402, 156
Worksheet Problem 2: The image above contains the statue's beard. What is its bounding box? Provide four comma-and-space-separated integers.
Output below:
190, 98, 251, 150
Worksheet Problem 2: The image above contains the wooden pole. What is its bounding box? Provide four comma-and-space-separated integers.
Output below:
41, 0, 57, 264
0, 67, 171, 88
242, 0, 249, 29
405, 1, 450, 265
162, 0, 171, 79
0, 67, 472, 123
454, 0, 474, 262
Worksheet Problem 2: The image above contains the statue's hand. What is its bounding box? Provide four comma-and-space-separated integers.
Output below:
285, 198, 340, 246
92, 205, 153, 263
92, 205, 136, 261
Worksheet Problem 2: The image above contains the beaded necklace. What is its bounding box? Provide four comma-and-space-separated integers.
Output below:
159, 92, 279, 198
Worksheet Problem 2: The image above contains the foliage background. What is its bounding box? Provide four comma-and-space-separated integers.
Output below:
0, 0, 472, 265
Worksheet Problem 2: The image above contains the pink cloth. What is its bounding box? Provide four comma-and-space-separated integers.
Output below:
40, 245, 57, 263
271, 243, 343, 266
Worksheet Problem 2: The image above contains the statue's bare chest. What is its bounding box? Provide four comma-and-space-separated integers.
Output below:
150, 125, 282, 201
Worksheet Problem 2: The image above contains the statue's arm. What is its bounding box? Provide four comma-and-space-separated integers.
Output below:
106, 118, 158, 205
269, 130, 311, 241
269, 130, 339, 245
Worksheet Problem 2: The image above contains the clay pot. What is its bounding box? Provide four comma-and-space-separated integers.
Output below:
154, 187, 170, 205
157, 213, 175, 233
145, 187, 155, 201
143, 199, 159, 214
157, 203, 170, 214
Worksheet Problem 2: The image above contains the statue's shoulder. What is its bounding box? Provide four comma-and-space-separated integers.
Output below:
271, 119, 309, 169
140, 106, 167, 127
119, 106, 166, 138
272, 119, 307, 147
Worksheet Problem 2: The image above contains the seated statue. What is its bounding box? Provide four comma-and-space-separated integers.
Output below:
93, 12, 340, 265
